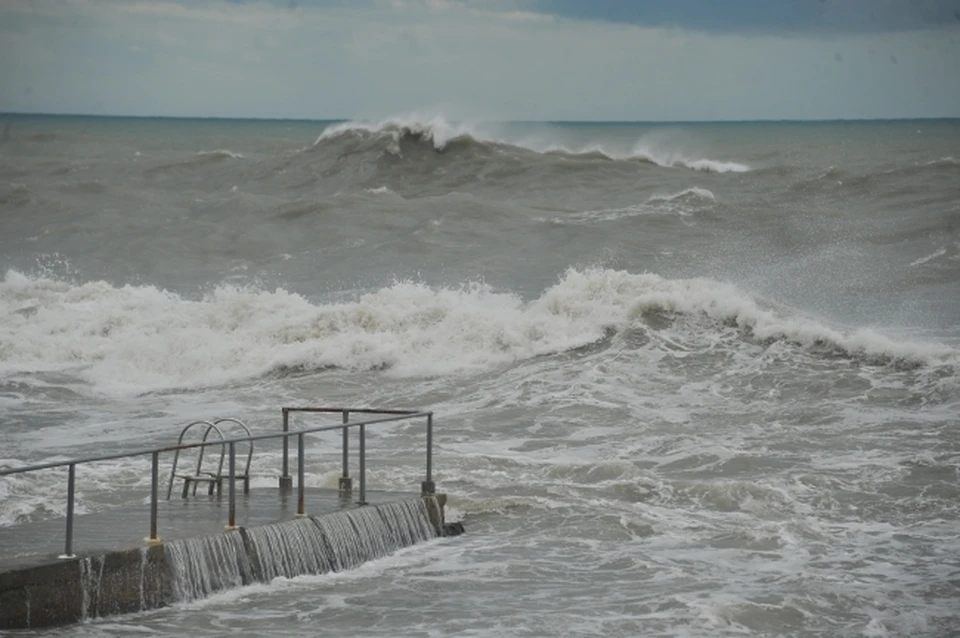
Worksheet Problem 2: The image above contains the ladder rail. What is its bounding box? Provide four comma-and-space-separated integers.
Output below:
212, 418, 254, 479
213, 418, 254, 494
166, 420, 225, 500
195, 422, 228, 490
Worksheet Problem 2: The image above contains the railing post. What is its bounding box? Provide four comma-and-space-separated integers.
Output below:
297, 432, 306, 515
358, 423, 367, 505
60, 463, 76, 559
339, 410, 352, 495
279, 408, 292, 491
421, 412, 435, 495
150, 452, 160, 542
228, 442, 237, 529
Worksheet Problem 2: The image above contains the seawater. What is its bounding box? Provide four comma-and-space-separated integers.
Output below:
1, 114, 959, 636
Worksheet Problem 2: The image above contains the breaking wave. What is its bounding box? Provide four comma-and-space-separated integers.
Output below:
1, 268, 955, 397
646, 187, 717, 203
315, 115, 481, 153
313, 115, 750, 172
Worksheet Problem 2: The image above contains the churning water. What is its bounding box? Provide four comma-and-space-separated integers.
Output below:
1, 114, 959, 636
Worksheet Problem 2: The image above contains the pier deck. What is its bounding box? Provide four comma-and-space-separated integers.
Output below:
0, 407, 455, 629
0, 488, 418, 572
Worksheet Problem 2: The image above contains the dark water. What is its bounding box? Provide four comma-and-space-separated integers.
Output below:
1, 114, 959, 636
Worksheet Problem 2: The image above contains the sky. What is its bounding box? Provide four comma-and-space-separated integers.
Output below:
1, 0, 959, 121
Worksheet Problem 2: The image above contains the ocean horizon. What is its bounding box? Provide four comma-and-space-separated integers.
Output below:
5, 111, 960, 124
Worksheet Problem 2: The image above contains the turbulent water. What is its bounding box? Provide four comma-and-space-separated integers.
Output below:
1, 114, 959, 637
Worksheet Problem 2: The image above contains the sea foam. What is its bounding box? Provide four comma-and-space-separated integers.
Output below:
314, 114, 751, 172
1, 268, 954, 397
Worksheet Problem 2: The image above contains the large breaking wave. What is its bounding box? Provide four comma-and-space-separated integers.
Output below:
1, 268, 955, 397
313, 115, 751, 173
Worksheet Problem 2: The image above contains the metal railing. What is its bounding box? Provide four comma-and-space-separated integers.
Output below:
0, 407, 435, 559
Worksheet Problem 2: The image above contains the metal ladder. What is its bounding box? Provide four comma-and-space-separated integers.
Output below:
166, 418, 254, 499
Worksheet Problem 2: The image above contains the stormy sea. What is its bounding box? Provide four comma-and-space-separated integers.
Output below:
1, 114, 959, 637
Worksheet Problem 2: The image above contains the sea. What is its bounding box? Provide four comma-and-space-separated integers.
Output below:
1, 114, 959, 637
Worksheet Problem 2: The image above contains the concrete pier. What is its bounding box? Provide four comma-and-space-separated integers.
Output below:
0, 488, 454, 630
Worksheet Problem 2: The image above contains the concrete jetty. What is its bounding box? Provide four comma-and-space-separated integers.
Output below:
0, 407, 461, 629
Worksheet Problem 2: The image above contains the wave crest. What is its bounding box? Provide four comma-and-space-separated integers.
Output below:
646, 187, 717, 203
311, 114, 750, 171
2, 268, 952, 397
314, 115, 481, 153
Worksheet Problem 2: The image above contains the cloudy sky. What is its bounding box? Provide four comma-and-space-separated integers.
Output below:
1, 0, 959, 121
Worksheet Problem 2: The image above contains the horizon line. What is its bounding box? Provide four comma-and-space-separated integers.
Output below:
2, 111, 959, 125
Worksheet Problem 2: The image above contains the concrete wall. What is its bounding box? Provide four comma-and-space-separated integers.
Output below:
0, 495, 457, 630
0, 545, 169, 630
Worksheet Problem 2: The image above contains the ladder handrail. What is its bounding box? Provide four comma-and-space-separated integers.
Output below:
212, 417, 253, 480
196, 421, 226, 481
166, 420, 225, 500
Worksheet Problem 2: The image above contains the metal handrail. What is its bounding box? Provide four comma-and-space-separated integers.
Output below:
166, 420, 225, 500
0, 408, 435, 559
166, 418, 255, 499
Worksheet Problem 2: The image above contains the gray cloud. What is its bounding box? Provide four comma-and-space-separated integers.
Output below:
0, 0, 958, 120
534, 0, 960, 34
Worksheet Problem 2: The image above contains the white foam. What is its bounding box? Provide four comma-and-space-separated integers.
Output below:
538, 140, 749, 172
646, 187, 717, 203
196, 149, 245, 160
909, 247, 946, 267
548, 188, 715, 224
315, 113, 483, 152
622, 140, 749, 172
551, 203, 684, 224
0, 459, 93, 526
1, 268, 954, 398
313, 113, 750, 172
679, 158, 750, 173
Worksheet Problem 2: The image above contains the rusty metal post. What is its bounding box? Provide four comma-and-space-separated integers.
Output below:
297, 432, 306, 515
358, 423, 367, 505
228, 442, 237, 529
150, 451, 160, 542
60, 464, 76, 558
339, 410, 352, 495
280, 408, 292, 491
421, 412, 435, 495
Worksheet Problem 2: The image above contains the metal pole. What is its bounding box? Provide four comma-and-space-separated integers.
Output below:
342, 410, 349, 479
339, 410, 352, 495
61, 463, 76, 558
228, 442, 237, 529
297, 432, 305, 515
280, 408, 292, 490
358, 424, 367, 505
422, 412, 435, 495
426, 412, 433, 483
150, 452, 159, 542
